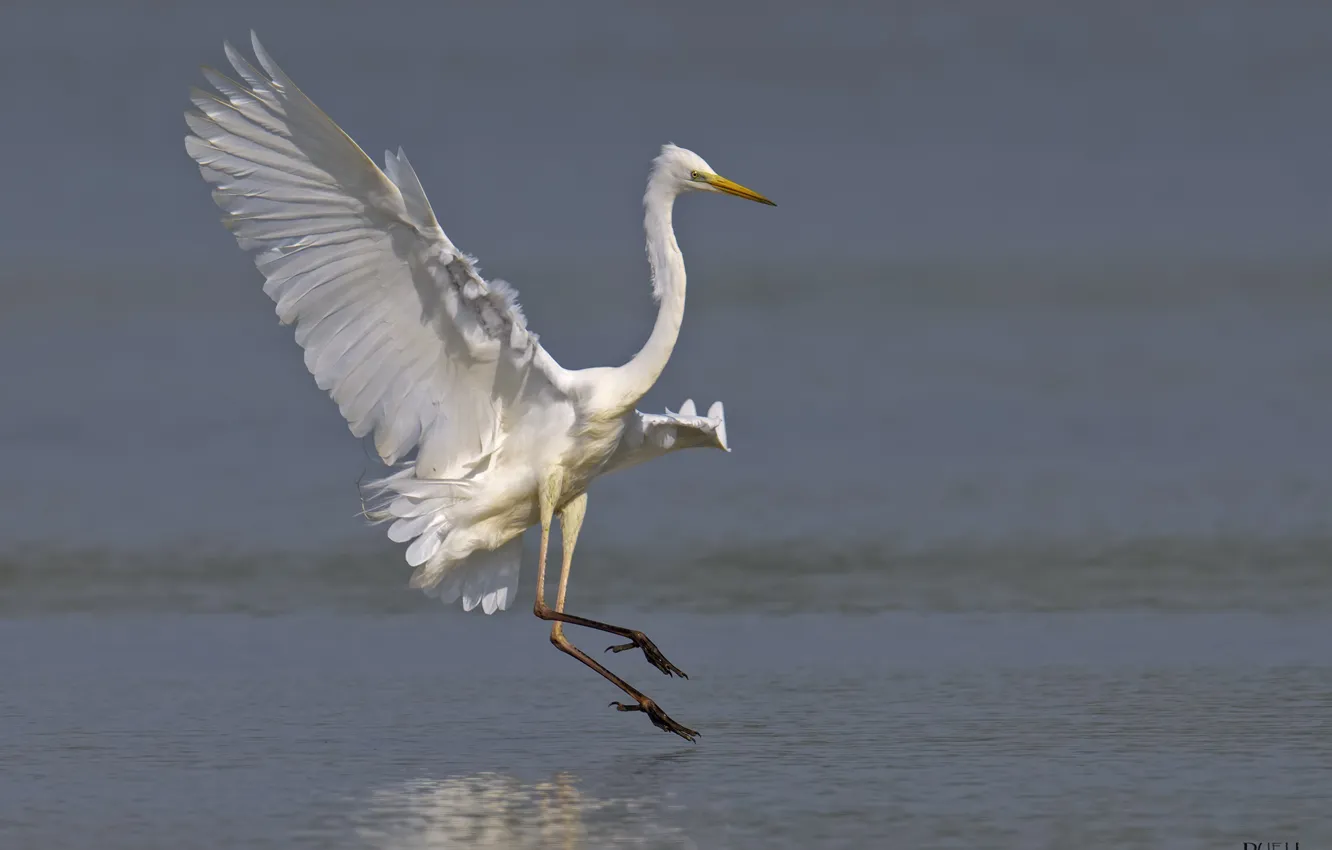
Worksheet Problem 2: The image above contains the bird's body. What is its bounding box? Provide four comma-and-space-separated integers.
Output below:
186, 33, 770, 739
385, 400, 624, 607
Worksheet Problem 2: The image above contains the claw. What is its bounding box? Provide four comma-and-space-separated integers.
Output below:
603, 631, 688, 678
609, 699, 699, 742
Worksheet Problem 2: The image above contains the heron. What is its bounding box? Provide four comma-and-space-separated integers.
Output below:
184, 33, 773, 742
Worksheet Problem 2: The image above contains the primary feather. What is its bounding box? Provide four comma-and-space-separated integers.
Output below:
186, 33, 560, 479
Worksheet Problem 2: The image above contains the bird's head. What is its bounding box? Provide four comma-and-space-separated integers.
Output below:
651, 144, 776, 206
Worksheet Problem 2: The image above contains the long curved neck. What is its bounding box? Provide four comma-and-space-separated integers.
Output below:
606, 179, 686, 410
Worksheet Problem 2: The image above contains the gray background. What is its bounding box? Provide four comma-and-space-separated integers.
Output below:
1, 2, 1329, 847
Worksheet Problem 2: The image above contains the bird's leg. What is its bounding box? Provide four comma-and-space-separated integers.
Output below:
533, 488, 697, 742
533, 468, 565, 612
604, 632, 686, 678
528, 482, 685, 679
549, 491, 586, 636
533, 475, 556, 611
543, 609, 687, 678
536, 544, 687, 679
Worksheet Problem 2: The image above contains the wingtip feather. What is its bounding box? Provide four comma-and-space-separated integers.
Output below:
709, 401, 728, 451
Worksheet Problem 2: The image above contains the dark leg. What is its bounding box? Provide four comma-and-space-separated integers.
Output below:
544, 623, 698, 742
534, 488, 698, 741
536, 607, 686, 679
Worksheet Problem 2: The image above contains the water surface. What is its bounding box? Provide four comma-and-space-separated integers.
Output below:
4, 612, 1329, 849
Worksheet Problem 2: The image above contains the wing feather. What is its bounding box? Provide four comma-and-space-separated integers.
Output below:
186, 33, 567, 473
602, 400, 730, 475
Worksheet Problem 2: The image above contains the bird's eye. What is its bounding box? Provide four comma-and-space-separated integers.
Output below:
689, 170, 701, 181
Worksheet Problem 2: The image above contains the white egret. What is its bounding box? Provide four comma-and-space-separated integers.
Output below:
185, 34, 773, 741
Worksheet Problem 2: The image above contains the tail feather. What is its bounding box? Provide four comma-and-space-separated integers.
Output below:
404, 529, 444, 567
386, 512, 440, 543
388, 495, 455, 518
361, 464, 519, 615
426, 537, 522, 614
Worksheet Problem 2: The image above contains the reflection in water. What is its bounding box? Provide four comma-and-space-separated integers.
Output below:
355, 773, 696, 849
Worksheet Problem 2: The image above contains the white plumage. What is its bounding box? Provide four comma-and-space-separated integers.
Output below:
187, 32, 772, 741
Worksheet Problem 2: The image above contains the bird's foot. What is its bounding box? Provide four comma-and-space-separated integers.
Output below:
609, 698, 699, 743
605, 630, 687, 678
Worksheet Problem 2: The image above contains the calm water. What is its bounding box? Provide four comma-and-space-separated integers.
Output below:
3, 1, 1332, 847
4, 612, 1331, 849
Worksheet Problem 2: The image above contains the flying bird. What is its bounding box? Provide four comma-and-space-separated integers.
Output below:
184, 33, 773, 742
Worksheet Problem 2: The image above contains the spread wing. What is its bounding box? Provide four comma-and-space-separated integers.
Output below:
603, 399, 729, 475
184, 32, 567, 477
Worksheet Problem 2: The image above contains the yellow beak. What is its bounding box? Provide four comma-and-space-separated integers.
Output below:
702, 173, 776, 206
